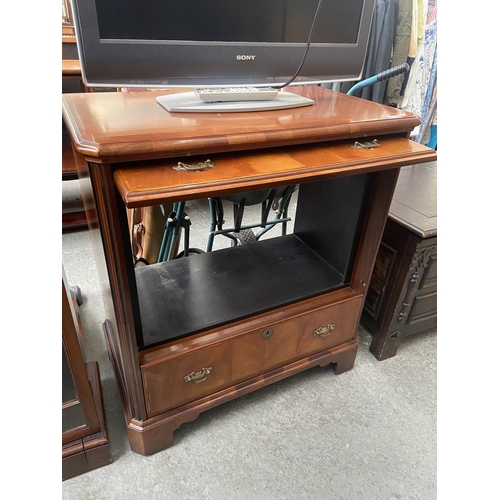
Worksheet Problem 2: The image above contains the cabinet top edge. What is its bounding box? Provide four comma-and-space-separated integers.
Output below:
62, 87, 420, 163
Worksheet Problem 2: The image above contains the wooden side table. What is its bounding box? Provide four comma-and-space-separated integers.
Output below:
362, 161, 437, 360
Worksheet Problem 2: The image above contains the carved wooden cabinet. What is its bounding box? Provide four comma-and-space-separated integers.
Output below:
62, 87, 436, 455
361, 162, 437, 360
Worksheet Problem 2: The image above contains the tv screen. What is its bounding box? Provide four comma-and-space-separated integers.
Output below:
71, 0, 375, 88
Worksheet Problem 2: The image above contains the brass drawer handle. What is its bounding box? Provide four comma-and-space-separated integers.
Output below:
184, 367, 213, 384
173, 159, 215, 172
313, 323, 335, 338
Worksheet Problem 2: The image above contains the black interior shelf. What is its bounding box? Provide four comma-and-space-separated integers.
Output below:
135, 234, 345, 348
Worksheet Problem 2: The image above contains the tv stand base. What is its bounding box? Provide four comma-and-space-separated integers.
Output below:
156, 91, 314, 113
105, 318, 358, 456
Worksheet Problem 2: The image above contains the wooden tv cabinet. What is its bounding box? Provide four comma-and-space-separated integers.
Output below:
62, 87, 436, 455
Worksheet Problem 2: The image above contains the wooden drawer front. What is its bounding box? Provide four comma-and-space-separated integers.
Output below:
142, 341, 232, 417
142, 294, 362, 417
229, 295, 362, 381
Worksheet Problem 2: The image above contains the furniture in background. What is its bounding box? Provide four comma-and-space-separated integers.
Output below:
62, 0, 91, 93
62, 142, 89, 230
62, 86, 436, 456
62, 59, 88, 93
62, 0, 75, 39
62, 269, 112, 480
62, 0, 89, 230
361, 161, 437, 360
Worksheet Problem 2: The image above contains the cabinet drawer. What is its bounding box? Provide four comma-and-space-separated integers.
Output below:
141, 293, 363, 417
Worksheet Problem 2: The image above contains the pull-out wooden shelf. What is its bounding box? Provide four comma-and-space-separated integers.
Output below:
114, 135, 435, 207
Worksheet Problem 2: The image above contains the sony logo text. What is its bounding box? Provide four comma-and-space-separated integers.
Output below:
236, 55, 256, 61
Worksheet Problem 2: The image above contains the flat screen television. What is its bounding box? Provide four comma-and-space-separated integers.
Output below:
70, 0, 376, 111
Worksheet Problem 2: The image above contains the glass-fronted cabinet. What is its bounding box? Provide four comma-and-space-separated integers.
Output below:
62, 268, 111, 480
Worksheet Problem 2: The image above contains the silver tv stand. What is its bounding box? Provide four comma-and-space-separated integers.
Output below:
156, 91, 315, 113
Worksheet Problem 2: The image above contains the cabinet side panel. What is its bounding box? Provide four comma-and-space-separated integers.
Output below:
293, 174, 372, 281
85, 161, 148, 421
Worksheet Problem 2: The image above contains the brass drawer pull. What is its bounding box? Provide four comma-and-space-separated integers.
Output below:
313, 323, 335, 338
184, 367, 213, 384
262, 328, 274, 339
173, 159, 215, 172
